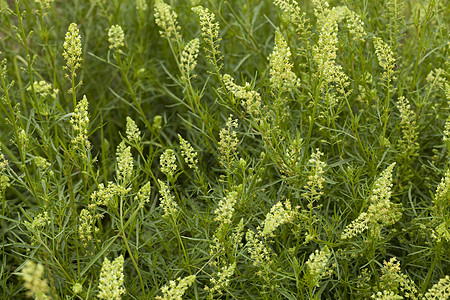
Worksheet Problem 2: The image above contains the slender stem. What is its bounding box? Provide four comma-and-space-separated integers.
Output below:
120, 197, 147, 297
115, 52, 152, 132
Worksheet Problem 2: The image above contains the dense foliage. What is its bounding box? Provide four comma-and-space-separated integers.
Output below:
0, 0, 449, 299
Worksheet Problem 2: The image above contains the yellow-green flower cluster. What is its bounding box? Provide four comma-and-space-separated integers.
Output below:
63, 23, 82, 77
261, 200, 294, 237
0, 151, 8, 169
154, 0, 181, 41
222, 74, 261, 115
0, 55, 5, 74
273, 0, 309, 40
0, 151, 9, 193
158, 179, 178, 218
108, 25, 125, 53
371, 290, 403, 300
0, 151, 7, 172
397, 96, 419, 156
305, 245, 332, 288
378, 257, 419, 299
17, 128, 29, 152
160, 149, 177, 178
426, 68, 446, 90
313, 9, 345, 91
385, 0, 405, 46
443, 115, 450, 143
214, 191, 238, 228
135, 181, 151, 208
24, 211, 50, 232
431, 169, 450, 242
136, 0, 147, 12
28, 80, 58, 100
246, 200, 294, 270
35, 0, 54, 13
116, 141, 133, 183
34, 156, 53, 175
218, 115, 239, 166
72, 283, 82, 294
269, 32, 299, 92
205, 262, 236, 296
312, 0, 330, 23
431, 222, 450, 243
366, 163, 400, 224
424, 275, 450, 300
70, 95, 90, 150
90, 182, 127, 207
156, 275, 196, 300
345, 8, 366, 40
313, 3, 365, 98
20, 261, 50, 300
78, 208, 99, 246
192, 6, 222, 72
180, 38, 200, 82
302, 148, 326, 204
342, 163, 401, 239
374, 37, 397, 82
246, 229, 272, 268
126, 117, 141, 145
340, 212, 369, 240
97, 255, 126, 300
178, 134, 198, 170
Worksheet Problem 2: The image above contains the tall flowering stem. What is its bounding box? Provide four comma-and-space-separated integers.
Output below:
192, 6, 223, 75
20, 261, 50, 300
97, 255, 126, 300
62, 23, 83, 108
341, 163, 401, 240
156, 275, 196, 300
374, 37, 397, 147
304, 246, 332, 295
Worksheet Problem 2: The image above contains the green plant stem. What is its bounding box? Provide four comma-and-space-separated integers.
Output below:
115, 52, 153, 133
119, 196, 147, 297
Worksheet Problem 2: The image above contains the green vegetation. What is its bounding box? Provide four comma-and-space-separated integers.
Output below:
0, 0, 449, 299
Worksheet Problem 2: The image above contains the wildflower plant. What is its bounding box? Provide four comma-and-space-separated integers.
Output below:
205, 262, 236, 298
158, 179, 178, 218
125, 116, 142, 146
108, 25, 125, 53
136, 0, 148, 13
63, 23, 83, 104
156, 275, 196, 300
223, 74, 261, 115
214, 191, 238, 232
378, 257, 420, 299
218, 115, 239, 168
97, 255, 126, 300
269, 32, 299, 93
154, 0, 181, 42
192, 5, 223, 74
178, 134, 198, 170
116, 141, 133, 185
35, 0, 54, 13
424, 276, 450, 300
180, 38, 200, 83
304, 246, 332, 291
160, 149, 178, 179
341, 163, 401, 240
396, 96, 419, 187
19, 261, 50, 300
374, 36, 397, 83
1, 0, 450, 299
70, 95, 90, 151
